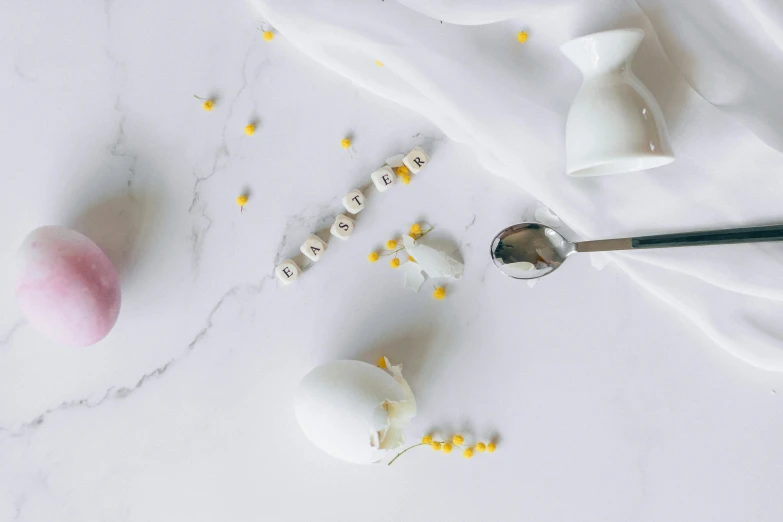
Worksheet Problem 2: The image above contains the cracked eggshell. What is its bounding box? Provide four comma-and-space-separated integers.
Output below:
402, 234, 464, 279
15, 226, 121, 347
295, 360, 409, 464
385, 154, 405, 168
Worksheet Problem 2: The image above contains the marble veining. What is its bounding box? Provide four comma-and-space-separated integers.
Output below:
1, 0, 782, 521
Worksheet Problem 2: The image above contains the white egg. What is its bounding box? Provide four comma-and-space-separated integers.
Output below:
295, 359, 417, 464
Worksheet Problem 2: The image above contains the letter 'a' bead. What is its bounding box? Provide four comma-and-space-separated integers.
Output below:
300, 234, 327, 262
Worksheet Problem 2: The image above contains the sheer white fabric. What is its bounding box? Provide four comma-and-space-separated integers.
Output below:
252, 0, 783, 371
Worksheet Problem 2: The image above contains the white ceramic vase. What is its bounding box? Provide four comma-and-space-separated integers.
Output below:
560, 29, 674, 177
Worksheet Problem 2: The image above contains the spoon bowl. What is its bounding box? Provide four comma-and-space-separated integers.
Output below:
490, 223, 574, 280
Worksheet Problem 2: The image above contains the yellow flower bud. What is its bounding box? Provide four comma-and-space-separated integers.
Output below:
487, 442, 497, 453
377, 357, 387, 369
462, 448, 474, 459
409, 223, 422, 236
433, 287, 446, 300
390, 258, 401, 268
262, 31, 274, 41
452, 434, 464, 445
340, 138, 351, 149
421, 435, 433, 444
475, 442, 486, 453
517, 31, 528, 43
386, 239, 397, 250
202, 99, 214, 111
244, 123, 256, 136
367, 252, 380, 263
441, 443, 453, 454
431, 441, 442, 451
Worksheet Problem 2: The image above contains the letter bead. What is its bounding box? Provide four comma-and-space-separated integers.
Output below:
341, 189, 366, 214
300, 234, 328, 262
371, 165, 396, 192
275, 259, 302, 285
402, 146, 429, 174
330, 214, 356, 240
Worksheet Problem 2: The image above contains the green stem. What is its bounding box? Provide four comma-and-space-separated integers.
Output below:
380, 248, 405, 257
413, 226, 434, 240
380, 227, 435, 260
387, 442, 429, 466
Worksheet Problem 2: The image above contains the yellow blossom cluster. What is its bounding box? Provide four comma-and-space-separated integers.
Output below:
368, 224, 446, 299
394, 165, 411, 185
368, 226, 445, 296
387, 432, 499, 465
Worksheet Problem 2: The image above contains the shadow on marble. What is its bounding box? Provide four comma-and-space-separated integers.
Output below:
68, 190, 161, 284
353, 324, 437, 393
420, 417, 503, 448
423, 419, 477, 443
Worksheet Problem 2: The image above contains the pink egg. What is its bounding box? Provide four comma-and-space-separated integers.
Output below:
15, 226, 121, 347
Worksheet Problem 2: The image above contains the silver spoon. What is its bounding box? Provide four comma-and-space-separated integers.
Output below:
491, 222, 783, 280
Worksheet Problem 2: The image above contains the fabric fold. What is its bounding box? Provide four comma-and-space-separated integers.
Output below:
253, 0, 783, 371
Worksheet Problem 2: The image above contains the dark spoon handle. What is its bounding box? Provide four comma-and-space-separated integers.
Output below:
631, 224, 783, 249
576, 224, 783, 253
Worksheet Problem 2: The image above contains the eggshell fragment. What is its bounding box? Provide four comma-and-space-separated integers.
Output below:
15, 226, 121, 347
402, 234, 464, 279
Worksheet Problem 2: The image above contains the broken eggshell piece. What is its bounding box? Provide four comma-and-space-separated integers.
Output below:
401, 261, 427, 291
402, 234, 464, 279
295, 358, 416, 464
385, 154, 405, 168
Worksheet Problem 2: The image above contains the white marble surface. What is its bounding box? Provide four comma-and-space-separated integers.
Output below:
1, 1, 782, 521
